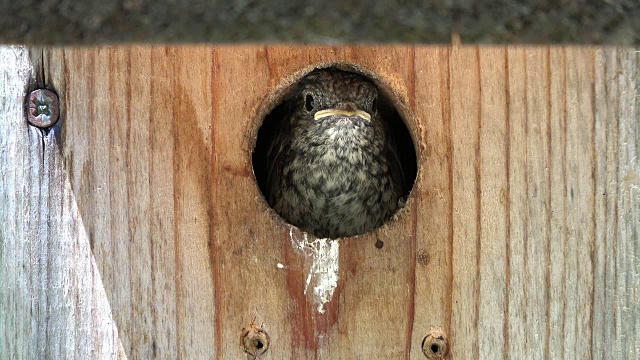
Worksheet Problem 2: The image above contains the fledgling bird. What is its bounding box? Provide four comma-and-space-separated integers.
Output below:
265, 68, 405, 239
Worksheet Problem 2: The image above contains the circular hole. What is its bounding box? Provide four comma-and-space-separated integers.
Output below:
253, 65, 418, 239
240, 323, 270, 357
421, 330, 448, 359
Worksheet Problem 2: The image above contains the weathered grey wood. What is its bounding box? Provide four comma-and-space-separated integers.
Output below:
612, 48, 640, 360
0, 46, 125, 358
1, 45, 638, 359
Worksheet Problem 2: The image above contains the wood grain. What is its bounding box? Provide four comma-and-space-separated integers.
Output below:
1, 45, 638, 359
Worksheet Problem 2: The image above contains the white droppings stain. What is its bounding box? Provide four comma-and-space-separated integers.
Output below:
289, 227, 340, 314
276, 263, 285, 269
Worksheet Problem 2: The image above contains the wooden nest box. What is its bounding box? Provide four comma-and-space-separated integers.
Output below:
1, 45, 638, 359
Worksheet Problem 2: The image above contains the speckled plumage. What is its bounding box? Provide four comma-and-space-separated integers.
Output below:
266, 68, 404, 239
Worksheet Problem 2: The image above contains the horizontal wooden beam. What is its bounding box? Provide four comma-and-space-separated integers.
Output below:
0, 1, 638, 44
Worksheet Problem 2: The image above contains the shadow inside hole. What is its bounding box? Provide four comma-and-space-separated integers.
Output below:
252, 67, 418, 236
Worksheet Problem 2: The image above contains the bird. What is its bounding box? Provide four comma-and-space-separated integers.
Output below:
264, 68, 405, 239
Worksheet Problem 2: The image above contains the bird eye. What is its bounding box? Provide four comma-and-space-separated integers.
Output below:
304, 94, 314, 112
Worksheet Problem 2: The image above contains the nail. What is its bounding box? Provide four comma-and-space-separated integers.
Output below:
26, 89, 59, 128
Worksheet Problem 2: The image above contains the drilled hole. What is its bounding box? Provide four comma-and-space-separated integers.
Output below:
240, 320, 270, 358
422, 328, 448, 359
253, 65, 417, 239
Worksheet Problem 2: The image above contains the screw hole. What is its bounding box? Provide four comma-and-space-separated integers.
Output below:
422, 328, 448, 359
240, 320, 270, 358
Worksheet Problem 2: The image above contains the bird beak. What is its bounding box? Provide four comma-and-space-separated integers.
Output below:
313, 109, 372, 121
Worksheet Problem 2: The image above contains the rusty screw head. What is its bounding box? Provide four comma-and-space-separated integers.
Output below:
240, 319, 270, 358
27, 89, 59, 128
422, 328, 448, 359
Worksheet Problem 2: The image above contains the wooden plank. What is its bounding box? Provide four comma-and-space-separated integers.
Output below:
614, 48, 639, 360
171, 46, 217, 359
477, 46, 509, 359
524, 47, 551, 360
0, 47, 126, 358
0, 46, 40, 359
148, 46, 180, 358
411, 45, 453, 356
1, 45, 638, 359
547, 46, 568, 360
211, 46, 292, 359
564, 46, 596, 359
448, 42, 481, 358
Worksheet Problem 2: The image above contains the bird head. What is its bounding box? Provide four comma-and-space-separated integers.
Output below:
296, 68, 379, 125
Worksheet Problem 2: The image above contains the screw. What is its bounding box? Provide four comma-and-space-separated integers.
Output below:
240, 319, 270, 359
422, 328, 448, 359
26, 89, 59, 128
